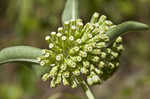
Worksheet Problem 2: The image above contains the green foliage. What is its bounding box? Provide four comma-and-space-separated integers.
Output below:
0, 84, 23, 99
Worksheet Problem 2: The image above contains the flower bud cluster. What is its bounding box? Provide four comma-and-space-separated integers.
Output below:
38, 12, 124, 88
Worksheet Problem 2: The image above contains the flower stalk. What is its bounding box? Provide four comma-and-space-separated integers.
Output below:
76, 77, 95, 99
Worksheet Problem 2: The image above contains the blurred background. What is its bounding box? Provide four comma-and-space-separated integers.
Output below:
0, 0, 150, 99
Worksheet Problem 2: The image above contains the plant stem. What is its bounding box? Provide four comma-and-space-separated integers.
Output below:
76, 77, 95, 99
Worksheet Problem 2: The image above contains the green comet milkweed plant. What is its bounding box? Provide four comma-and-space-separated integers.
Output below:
38, 13, 124, 88
0, 0, 149, 99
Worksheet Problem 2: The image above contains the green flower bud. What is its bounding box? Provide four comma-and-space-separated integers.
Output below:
81, 67, 89, 74
63, 71, 70, 78
62, 77, 70, 86
87, 77, 93, 85
55, 73, 62, 85
94, 68, 103, 75
96, 42, 106, 48
91, 56, 99, 62
83, 61, 90, 68
50, 78, 56, 88
42, 73, 50, 81
73, 69, 80, 76
90, 12, 99, 23
71, 80, 78, 88
101, 52, 106, 59
98, 61, 105, 68
79, 51, 87, 58
92, 75, 101, 83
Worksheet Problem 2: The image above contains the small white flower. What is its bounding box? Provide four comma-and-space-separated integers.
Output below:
73, 70, 80, 76
74, 46, 80, 52
71, 19, 75, 22
40, 61, 45, 66
109, 63, 115, 68
83, 61, 90, 68
94, 23, 99, 27
87, 77, 93, 85
69, 36, 74, 41
101, 52, 106, 59
79, 51, 87, 57
49, 43, 54, 49
51, 32, 56, 35
56, 33, 62, 37
71, 62, 76, 68
45, 35, 50, 41
50, 64, 55, 67
76, 56, 82, 62
84, 45, 93, 52
58, 27, 63, 32
77, 22, 83, 26
56, 54, 62, 61
89, 25, 94, 30
64, 21, 69, 25
105, 20, 113, 25
98, 61, 105, 68
99, 30, 104, 34
60, 64, 67, 71
45, 53, 50, 57
116, 37, 122, 43
111, 52, 118, 58
81, 67, 88, 74
71, 26, 76, 30
92, 75, 100, 83
76, 39, 82, 44
41, 49, 46, 54
88, 34, 93, 38
62, 36, 66, 40
92, 56, 99, 62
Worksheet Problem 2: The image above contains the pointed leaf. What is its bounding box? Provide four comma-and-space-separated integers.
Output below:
62, 0, 79, 23
106, 21, 149, 46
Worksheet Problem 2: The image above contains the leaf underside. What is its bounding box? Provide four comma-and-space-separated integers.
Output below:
0, 46, 41, 65
106, 21, 149, 46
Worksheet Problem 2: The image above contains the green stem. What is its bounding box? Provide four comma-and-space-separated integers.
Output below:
76, 77, 95, 99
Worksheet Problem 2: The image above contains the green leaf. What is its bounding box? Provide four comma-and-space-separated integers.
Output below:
106, 21, 149, 46
0, 46, 41, 65
62, 0, 79, 23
